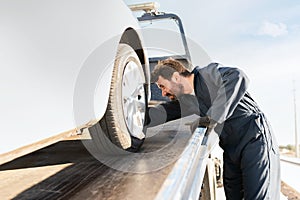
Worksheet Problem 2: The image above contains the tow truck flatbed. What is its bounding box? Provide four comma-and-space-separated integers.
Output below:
0, 115, 214, 200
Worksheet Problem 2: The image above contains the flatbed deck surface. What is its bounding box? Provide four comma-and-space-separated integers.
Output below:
0, 116, 197, 200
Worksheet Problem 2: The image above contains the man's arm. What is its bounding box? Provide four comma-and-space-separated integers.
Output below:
146, 100, 181, 127
146, 94, 200, 127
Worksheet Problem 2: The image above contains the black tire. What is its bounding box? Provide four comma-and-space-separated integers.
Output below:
91, 43, 147, 152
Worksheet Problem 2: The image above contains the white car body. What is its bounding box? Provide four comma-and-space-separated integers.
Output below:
0, 0, 149, 154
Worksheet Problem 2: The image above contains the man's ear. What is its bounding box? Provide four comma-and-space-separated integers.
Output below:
172, 72, 181, 82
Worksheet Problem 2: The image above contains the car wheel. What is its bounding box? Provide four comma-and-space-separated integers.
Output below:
91, 43, 147, 152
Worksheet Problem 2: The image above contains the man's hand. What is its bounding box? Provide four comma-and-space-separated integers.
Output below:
198, 116, 211, 127
185, 116, 216, 132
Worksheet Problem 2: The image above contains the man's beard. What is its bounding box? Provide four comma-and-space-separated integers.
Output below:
172, 82, 185, 98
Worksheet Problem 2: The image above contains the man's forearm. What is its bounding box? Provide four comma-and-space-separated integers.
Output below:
145, 100, 182, 127
145, 94, 200, 127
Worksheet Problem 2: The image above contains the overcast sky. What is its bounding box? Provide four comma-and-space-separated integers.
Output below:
125, 0, 300, 145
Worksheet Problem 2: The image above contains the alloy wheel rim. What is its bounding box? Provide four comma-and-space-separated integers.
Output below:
122, 61, 146, 140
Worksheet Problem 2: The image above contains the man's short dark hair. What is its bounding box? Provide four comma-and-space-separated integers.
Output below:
151, 58, 192, 83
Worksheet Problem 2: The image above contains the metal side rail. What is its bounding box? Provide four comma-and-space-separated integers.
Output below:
155, 127, 211, 200
280, 156, 300, 166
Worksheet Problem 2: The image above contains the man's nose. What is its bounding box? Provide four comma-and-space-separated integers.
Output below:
161, 88, 168, 97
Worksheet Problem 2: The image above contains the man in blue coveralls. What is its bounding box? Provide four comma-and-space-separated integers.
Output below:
148, 58, 281, 200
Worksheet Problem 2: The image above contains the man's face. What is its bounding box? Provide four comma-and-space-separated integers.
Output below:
156, 74, 185, 100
